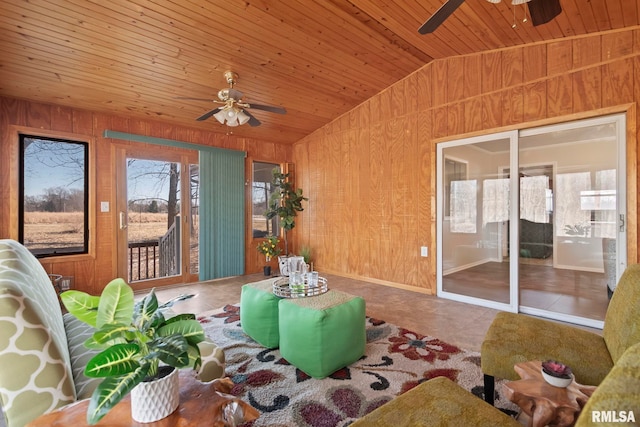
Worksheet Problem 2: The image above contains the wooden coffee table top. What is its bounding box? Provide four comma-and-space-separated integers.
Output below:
503, 361, 596, 427
26, 372, 259, 427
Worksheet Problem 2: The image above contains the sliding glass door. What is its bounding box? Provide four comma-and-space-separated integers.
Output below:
437, 131, 519, 312
516, 116, 626, 326
437, 114, 626, 328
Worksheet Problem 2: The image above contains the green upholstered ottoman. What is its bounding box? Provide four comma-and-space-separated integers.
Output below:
240, 278, 281, 348
278, 290, 366, 378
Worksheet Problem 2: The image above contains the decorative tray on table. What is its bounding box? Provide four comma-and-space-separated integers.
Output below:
272, 276, 328, 298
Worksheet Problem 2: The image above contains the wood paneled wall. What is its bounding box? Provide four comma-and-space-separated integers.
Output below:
0, 97, 291, 293
292, 27, 640, 294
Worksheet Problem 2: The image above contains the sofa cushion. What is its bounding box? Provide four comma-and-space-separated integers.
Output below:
602, 263, 640, 364
0, 240, 75, 427
62, 314, 101, 400
575, 342, 640, 426
195, 339, 226, 382
350, 376, 520, 427
481, 311, 612, 386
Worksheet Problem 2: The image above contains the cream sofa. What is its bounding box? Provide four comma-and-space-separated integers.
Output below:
0, 239, 225, 427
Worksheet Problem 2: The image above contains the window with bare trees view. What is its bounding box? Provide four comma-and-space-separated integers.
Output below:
19, 134, 89, 257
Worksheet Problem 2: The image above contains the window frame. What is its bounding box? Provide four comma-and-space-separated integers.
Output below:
10, 126, 96, 262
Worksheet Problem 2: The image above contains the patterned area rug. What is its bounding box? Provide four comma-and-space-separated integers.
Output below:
198, 304, 519, 427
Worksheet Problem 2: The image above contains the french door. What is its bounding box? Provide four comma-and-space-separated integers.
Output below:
437, 114, 627, 328
115, 146, 199, 288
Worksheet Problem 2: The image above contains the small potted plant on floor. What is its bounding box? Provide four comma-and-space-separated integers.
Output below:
61, 278, 206, 424
257, 235, 282, 276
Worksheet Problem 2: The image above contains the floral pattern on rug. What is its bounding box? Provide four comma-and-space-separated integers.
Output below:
199, 305, 518, 427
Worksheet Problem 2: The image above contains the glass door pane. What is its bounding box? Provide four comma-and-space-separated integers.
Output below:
438, 133, 518, 311
518, 115, 625, 325
126, 158, 181, 282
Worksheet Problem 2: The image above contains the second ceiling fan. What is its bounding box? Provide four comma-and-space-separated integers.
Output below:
418, 0, 562, 34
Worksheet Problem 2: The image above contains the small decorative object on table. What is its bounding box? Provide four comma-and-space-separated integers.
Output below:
541, 359, 574, 388
257, 235, 282, 276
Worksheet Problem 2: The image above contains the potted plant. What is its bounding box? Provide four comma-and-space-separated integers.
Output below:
257, 235, 282, 276
60, 278, 206, 424
300, 245, 313, 272
265, 168, 307, 275
265, 168, 307, 256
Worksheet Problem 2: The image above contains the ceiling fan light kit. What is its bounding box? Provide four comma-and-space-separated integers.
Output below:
177, 70, 286, 128
214, 106, 250, 127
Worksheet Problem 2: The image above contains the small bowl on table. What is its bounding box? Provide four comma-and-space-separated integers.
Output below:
541, 370, 573, 388
541, 360, 573, 388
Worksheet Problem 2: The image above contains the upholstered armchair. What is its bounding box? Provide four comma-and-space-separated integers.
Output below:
349, 341, 640, 426
481, 263, 640, 405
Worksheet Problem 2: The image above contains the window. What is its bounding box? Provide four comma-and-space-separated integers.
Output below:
444, 157, 468, 218
19, 134, 89, 257
252, 162, 280, 238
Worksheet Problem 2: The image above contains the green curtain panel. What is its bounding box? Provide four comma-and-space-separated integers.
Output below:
199, 150, 245, 280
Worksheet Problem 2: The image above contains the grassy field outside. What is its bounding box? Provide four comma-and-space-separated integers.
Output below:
24, 212, 198, 281
24, 212, 170, 246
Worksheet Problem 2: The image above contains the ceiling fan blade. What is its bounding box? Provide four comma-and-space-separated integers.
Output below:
248, 104, 287, 114
175, 97, 215, 102
196, 107, 222, 121
418, 0, 465, 34
243, 110, 262, 127
528, 0, 562, 26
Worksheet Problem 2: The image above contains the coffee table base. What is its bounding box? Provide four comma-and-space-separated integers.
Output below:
504, 361, 596, 427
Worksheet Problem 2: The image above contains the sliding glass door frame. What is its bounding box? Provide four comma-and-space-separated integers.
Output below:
436, 113, 627, 329
516, 114, 627, 329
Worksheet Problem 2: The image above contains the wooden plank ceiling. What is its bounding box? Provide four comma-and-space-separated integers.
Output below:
1, 0, 639, 144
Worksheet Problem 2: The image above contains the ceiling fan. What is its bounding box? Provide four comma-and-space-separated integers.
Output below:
418, 0, 562, 34
176, 70, 286, 127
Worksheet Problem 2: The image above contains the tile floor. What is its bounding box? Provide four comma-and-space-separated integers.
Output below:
149, 272, 602, 353
0, 273, 603, 427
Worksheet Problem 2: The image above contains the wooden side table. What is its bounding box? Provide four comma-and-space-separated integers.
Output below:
503, 361, 596, 427
26, 372, 259, 427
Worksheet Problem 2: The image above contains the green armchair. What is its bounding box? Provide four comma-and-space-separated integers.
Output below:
481, 263, 640, 405
350, 341, 640, 426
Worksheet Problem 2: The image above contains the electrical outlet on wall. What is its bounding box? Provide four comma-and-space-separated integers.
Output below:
420, 246, 428, 257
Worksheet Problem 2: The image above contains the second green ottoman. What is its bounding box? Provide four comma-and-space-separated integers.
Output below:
278, 290, 366, 378
240, 279, 281, 348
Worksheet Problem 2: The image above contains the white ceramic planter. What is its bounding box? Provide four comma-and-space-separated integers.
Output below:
541, 369, 573, 388
130, 366, 180, 423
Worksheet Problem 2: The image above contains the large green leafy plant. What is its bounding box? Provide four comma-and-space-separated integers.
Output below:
265, 169, 307, 255
61, 278, 205, 425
